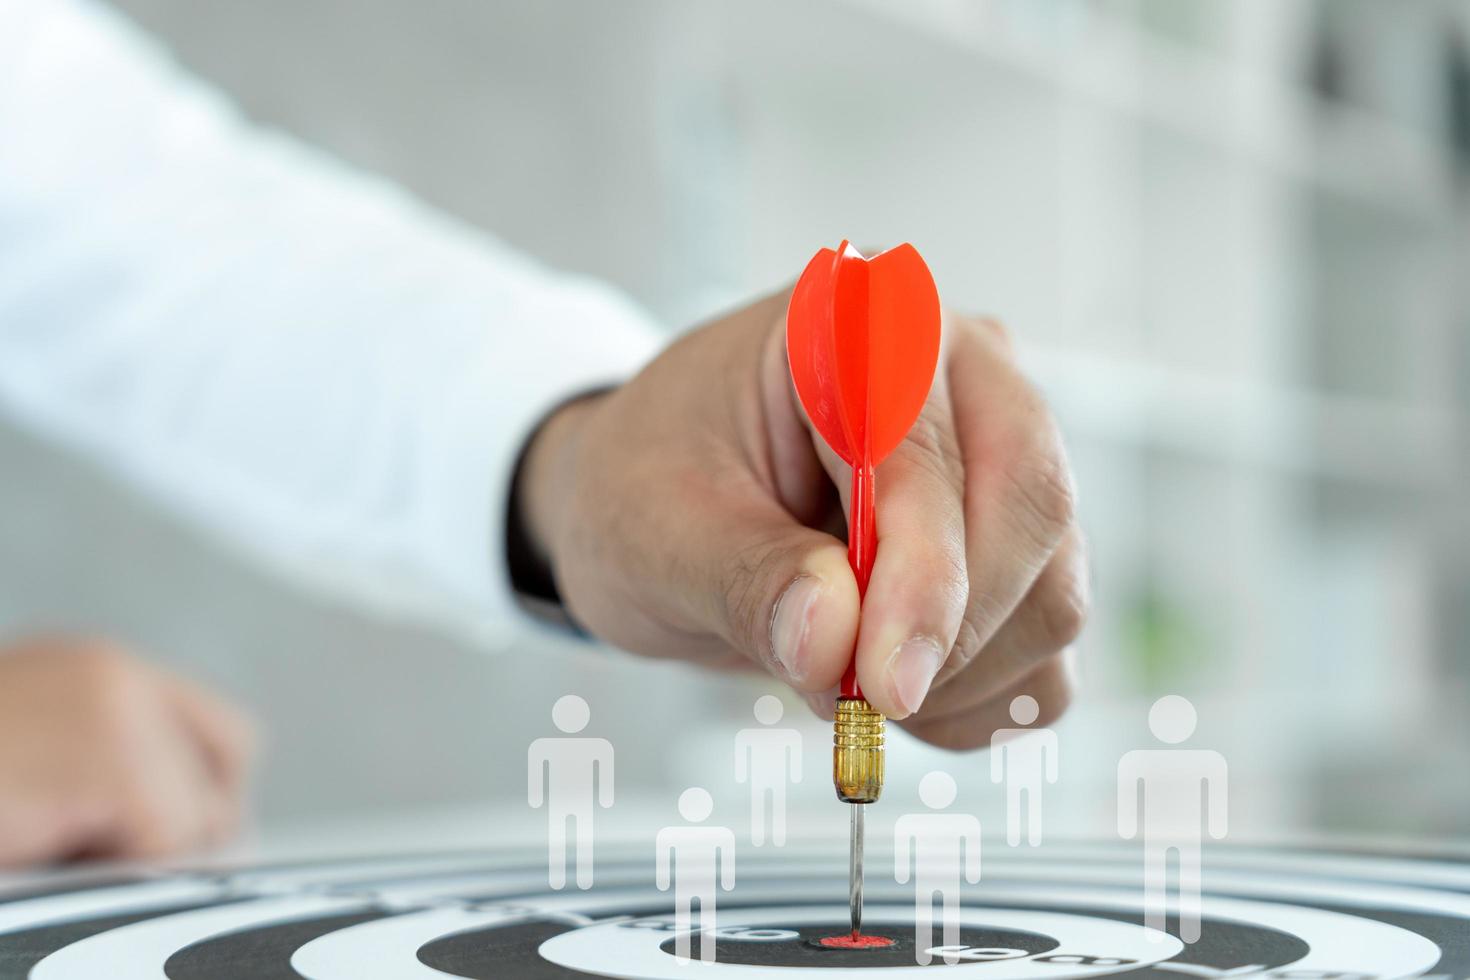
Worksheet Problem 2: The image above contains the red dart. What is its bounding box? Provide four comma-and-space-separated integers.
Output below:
786, 240, 941, 940
786, 241, 942, 700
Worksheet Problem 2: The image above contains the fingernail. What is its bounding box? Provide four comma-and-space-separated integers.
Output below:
770, 575, 822, 684
888, 636, 945, 716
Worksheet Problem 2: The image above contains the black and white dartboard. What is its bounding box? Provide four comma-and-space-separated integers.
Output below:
0, 840, 1466, 978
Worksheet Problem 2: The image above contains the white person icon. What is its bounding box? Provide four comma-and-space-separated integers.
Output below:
656, 787, 736, 964
894, 771, 981, 965
1117, 694, 1228, 944
990, 694, 1059, 847
528, 694, 614, 890
734, 695, 802, 846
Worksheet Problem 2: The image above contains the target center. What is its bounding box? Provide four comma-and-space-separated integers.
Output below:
814, 933, 896, 949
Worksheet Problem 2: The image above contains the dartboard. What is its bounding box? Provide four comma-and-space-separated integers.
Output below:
1, 840, 1466, 977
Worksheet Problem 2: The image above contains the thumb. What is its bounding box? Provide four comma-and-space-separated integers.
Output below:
682, 492, 859, 693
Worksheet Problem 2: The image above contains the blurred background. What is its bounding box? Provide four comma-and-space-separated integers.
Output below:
2, 0, 1467, 849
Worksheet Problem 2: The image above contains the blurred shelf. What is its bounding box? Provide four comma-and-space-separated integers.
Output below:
836, 0, 1459, 219
1023, 343, 1460, 488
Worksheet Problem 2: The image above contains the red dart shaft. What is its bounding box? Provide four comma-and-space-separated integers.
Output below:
843, 460, 876, 699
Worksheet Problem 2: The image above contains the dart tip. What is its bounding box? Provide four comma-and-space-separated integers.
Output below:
849, 802, 865, 936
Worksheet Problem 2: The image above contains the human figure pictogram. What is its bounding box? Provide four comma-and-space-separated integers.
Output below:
734, 695, 802, 846
656, 787, 736, 964
528, 694, 614, 890
1118, 695, 1228, 944
990, 694, 1058, 846
894, 771, 981, 965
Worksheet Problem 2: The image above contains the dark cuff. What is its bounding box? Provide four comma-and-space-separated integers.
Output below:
503, 392, 608, 634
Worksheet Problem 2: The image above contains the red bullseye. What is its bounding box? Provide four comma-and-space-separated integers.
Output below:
816, 932, 896, 949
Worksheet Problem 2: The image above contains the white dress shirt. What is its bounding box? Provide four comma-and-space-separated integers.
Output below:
0, 0, 663, 646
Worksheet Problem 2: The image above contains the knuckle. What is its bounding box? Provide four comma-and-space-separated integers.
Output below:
721, 534, 789, 658
977, 315, 1014, 348
958, 314, 1015, 355
1034, 564, 1090, 649
941, 551, 971, 614
940, 613, 986, 681
895, 415, 965, 511
905, 410, 962, 470
953, 587, 1009, 664
1029, 659, 1076, 727
1006, 447, 1077, 551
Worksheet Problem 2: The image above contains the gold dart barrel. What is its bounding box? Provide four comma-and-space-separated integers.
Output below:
833, 697, 885, 803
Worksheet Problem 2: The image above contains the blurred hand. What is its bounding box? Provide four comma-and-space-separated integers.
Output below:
0, 637, 254, 866
521, 290, 1087, 749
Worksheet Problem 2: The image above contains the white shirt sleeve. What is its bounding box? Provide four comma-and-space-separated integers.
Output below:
0, 0, 664, 647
